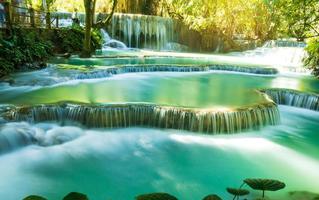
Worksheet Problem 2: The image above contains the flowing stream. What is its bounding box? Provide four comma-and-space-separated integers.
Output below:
0, 26, 318, 200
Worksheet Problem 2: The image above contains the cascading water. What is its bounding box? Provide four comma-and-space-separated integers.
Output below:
101, 29, 128, 49
5, 101, 280, 134
109, 13, 175, 50
261, 89, 319, 111
73, 64, 278, 80
231, 40, 308, 73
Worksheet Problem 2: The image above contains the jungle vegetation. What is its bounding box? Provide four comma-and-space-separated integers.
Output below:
2, 0, 319, 75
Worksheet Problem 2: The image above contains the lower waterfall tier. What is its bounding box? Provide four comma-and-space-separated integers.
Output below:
3, 102, 280, 134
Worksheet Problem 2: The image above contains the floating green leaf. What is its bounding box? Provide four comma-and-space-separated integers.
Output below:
202, 194, 223, 200
244, 178, 286, 197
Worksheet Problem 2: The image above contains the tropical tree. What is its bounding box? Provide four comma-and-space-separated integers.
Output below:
81, 0, 117, 57
278, 0, 319, 40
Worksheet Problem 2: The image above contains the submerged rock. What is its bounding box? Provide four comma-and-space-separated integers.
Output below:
23, 195, 47, 200
63, 192, 89, 200
136, 192, 178, 200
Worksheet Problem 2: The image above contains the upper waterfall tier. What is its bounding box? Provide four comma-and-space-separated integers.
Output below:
107, 13, 175, 50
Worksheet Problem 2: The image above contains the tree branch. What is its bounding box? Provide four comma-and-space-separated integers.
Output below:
95, 0, 117, 28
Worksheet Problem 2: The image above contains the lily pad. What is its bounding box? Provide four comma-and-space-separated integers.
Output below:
63, 192, 89, 200
227, 188, 250, 196
244, 178, 285, 198
244, 178, 285, 191
136, 192, 178, 200
202, 194, 223, 200
23, 195, 47, 200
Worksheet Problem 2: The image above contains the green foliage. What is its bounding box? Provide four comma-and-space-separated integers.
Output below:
0, 29, 53, 77
164, 0, 278, 40
278, 0, 319, 40
51, 27, 102, 53
304, 37, 319, 77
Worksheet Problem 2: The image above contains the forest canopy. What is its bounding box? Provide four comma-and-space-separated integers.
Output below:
25, 0, 319, 42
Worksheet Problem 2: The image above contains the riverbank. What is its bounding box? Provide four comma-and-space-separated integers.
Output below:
0, 27, 102, 78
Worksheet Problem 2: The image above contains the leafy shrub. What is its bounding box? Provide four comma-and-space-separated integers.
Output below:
304, 37, 319, 77
52, 27, 102, 53
0, 29, 53, 77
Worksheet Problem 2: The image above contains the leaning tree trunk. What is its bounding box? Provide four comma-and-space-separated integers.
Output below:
81, 0, 93, 58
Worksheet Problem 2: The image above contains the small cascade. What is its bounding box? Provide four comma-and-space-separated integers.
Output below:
109, 13, 175, 50
6, 102, 280, 134
3, 64, 278, 87
260, 89, 319, 111
72, 64, 278, 80
235, 40, 308, 72
100, 29, 127, 49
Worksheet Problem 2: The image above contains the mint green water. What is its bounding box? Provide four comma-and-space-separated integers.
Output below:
0, 107, 318, 200
1, 71, 319, 108
1, 47, 319, 200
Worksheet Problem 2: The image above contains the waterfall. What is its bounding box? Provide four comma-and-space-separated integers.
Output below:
109, 13, 175, 50
5, 102, 280, 134
233, 40, 308, 72
260, 89, 319, 111
100, 29, 128, 49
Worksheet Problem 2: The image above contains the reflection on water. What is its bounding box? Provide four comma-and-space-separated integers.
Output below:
0, 106, 318, 200
1, 72, 318, 108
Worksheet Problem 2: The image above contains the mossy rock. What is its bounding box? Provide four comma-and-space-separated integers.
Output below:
23, 195, 47, 200
202, 194, 223, 200
63, 192, 89, 200
135, 192, 178, 200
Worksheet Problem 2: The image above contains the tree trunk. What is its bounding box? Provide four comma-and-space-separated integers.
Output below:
81, 0, 93, 58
